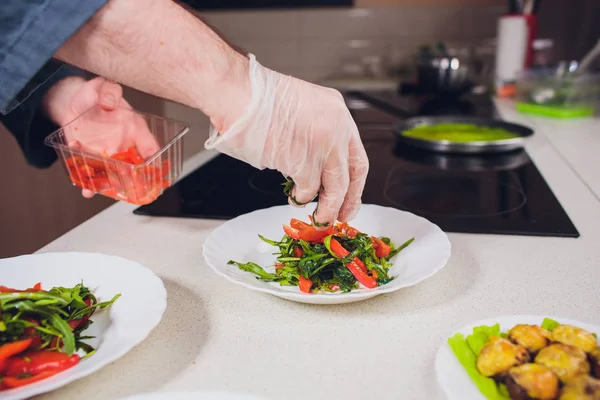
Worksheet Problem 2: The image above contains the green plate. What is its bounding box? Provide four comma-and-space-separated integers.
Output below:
516, 102, 596, 118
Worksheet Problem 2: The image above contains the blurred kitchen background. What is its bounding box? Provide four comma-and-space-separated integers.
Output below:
1, 0, 599, 257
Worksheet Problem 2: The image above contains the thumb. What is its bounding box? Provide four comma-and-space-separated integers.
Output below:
98, 80, 123, 111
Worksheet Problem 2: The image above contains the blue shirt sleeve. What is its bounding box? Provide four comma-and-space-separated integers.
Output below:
0, 0, 107, 114
1, 61, 88, 168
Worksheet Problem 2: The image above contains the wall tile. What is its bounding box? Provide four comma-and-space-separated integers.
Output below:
230, 38, 299, 70
456, 6, 503, 39
299, 38, 387, 69
298, 8, 395, 38
203, 10, 301, 38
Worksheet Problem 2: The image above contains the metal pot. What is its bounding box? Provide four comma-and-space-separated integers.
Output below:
417, 57, 473, 95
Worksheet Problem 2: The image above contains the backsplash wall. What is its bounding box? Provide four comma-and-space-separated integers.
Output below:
200, 5, 504, 82
133, 4, 504, 161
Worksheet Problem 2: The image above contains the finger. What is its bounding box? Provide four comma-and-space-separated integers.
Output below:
338, 135, 369, 222
290, 175, 321, 207
68, 140, 82, 150
135, 133, 160, 159
313, 152, 349, 227
132, 114, 160, 159
98, 79, 124, 111
286, 147, 321, 206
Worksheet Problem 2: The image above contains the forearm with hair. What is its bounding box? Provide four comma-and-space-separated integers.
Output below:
54, 0, 250, 132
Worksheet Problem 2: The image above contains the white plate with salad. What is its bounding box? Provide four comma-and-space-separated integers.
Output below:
203, 203, 451, 304
0, 252, 166, 400
436, 315, 600, 400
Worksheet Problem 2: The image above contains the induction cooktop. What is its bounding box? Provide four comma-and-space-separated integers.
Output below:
134, 90, 579, 238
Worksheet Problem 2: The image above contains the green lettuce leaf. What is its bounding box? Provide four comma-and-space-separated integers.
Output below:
541, 317, 597, 338
541, 318, 560, 331
448, 332, 510, 400
466, 324, 501, 356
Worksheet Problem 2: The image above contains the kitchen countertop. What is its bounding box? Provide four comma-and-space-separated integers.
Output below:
36, 100, 600, 400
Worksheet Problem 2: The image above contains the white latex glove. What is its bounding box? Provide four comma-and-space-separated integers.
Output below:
205, 54, 369, 226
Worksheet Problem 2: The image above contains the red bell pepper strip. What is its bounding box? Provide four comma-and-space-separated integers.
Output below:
298, 276, 313, 293
0, 283, 42, 293
4, 351, 80, 377
2, 370, 60, 389
327, 239, 367, 273
329, 239, 377, 289
371, 237, 391, 258
0, 339, 33, 367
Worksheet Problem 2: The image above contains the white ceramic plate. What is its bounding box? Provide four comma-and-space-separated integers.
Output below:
435, 315, 600, 400
0, 252, 167, 400
118, 391, 269, 400
203, 204, 451, 304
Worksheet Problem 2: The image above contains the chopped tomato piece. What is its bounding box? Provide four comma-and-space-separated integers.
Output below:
336, 222, 360, 238
290, 218, 310, 230
371, 237, 391, 258
64, 146, 168, 205
328, 283, 341, 291
294, 248, 304, 258
0, 283, 42, 293
283, 225, 301, 240
298, 276, 313, 293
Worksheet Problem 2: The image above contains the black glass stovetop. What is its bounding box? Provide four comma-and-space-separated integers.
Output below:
135, 89, 579, 238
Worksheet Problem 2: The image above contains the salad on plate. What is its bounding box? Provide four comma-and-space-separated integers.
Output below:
229, 216, 414, 294
0, 282, 119, 390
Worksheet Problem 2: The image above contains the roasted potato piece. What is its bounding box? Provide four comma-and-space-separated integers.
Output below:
559, 375, 600, 400
590, 347, 600, 379
535, 343, 590, 383
509, 325, 551, 354
477, 336, 530, 378
552, 325, 597, 353
505, 363, 559, 400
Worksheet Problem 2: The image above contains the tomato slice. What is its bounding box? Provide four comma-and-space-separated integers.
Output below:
283, 225, 301, 240
298, 226, 334, 242
0, 283, 42, 293
371, 237, 391, 258
298, 276, 313, 293
336, 222, 360, 238
290, 218, 310, 230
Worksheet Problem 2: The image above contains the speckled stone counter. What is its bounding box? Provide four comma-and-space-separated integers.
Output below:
36, 102, 600, 400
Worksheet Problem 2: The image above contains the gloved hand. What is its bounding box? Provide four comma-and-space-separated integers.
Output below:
43, 76, 159, 198
205, 54, 369, 226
